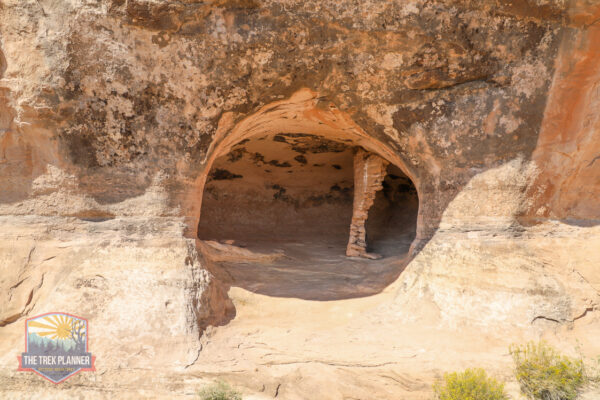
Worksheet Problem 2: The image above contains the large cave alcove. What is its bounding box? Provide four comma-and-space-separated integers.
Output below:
197, 133, 419, 300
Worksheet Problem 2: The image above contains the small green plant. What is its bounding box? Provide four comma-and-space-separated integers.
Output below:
198, 380, 242, 400
510, 341, 585, 400
433, 368, 508, 400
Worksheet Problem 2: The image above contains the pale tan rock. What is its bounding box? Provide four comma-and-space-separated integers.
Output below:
0, 0, 600, 399
197, 240, 285, 264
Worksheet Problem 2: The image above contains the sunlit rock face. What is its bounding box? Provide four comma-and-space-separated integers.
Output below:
1, 0, 599, 399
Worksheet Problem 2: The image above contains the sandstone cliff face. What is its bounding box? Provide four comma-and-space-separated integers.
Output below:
526, 3, 600, 222
0, 0, 571, 229
0, 0, 599, 399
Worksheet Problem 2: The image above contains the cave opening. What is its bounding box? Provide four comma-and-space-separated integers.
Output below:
197, 132, 418, 300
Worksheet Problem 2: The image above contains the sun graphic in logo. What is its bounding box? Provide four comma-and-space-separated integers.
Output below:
27, 314, 85, 340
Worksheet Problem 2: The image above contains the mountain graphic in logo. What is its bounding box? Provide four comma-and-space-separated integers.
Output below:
18, 313, 95, 383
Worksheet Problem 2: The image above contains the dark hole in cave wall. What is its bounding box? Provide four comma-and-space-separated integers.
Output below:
366, 164, 419, 257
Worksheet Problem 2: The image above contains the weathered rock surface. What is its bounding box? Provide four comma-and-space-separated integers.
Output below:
0, 0, 599, 398
346, 149, 389, 258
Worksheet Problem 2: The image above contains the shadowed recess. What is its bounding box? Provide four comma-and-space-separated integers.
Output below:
197, 133, 418, 300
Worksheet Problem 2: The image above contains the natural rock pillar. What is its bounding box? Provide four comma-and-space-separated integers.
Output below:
346, 149, 389, 259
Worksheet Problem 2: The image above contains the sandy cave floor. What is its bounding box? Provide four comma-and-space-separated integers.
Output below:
204, 233, 414, 301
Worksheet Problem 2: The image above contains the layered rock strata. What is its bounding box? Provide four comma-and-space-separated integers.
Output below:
0, 0, 599, 399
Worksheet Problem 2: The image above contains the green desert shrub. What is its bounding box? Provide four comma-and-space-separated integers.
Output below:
433, 368, 508, 400
510, 341, 585, 400
198, 380, 242, 400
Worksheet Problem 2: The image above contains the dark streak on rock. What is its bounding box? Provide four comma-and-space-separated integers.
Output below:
210, 168, 243, 180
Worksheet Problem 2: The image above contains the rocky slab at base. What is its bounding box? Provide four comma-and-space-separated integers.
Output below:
1, 216, 598, 399
0, 216, 206, 368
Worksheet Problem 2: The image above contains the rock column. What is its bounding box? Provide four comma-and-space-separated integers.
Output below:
346, 149, 388, 259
